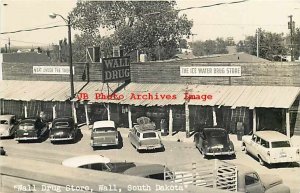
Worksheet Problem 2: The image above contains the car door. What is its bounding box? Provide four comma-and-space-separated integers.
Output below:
246, 134, 257, 156
244, 172, 265, 193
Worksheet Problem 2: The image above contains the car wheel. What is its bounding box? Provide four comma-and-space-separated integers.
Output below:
258, 155, 264, 166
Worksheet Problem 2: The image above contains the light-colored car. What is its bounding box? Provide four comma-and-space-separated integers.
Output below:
0, 115, 18, 138
128, 125, 164, 152
62, 155, 136, 173
90, 121, 119, 149
242, 131, 300, 165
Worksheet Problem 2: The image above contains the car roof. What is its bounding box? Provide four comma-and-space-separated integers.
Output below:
134, 125, 157, 133
254, 131, 289, 141
0, 115, 15, 120
123, 164, 166, 176
93, 121, 115, 128
62, 155, 110, 168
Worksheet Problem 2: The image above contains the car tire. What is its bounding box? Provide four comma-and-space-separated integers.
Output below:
258, 155, 264, 166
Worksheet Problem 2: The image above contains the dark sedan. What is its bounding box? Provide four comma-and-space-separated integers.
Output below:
194, 127, 235, 158
49, 117, 78, 142
15, 118, 48, 142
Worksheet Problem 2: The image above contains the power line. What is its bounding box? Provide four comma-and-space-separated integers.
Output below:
0, 37, 49, 45
0, 24, 67, 35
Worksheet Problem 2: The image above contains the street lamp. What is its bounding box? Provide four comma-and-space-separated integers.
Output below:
49, 13, 75, 99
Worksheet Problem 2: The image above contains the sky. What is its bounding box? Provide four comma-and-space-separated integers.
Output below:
0, 0, 300, 48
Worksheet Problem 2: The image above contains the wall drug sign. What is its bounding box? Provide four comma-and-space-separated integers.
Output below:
102, 56, 131, 82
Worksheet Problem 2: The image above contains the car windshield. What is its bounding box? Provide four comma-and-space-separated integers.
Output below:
271, 141, 291, 148
0, 120, 8, 124
143, 132, 157, 138
207, 130, 227, 138
94, 127, 116, 132
19, 123, 35, 130
54, 122, 70, 128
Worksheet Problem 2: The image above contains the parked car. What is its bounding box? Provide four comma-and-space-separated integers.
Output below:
235, 164, 290, 193
128, 125, 164, 152
90, 120, 119, 149
242, 131, 300, 166
15, 118, 48, 142
62, 155, 136, 173
194, 127, 235, 158
49, 117, 78, 142
0, 115, 18, 138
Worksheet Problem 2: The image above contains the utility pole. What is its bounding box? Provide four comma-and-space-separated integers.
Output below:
288, 15, 295, 61
8, 38, 10, 53
256, 28, 260, 58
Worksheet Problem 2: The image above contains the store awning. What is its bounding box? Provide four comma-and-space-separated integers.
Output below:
0, 80, 299, 109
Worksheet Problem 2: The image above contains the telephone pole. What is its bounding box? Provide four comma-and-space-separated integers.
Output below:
288, 15, 295, 61
256, 28, 260, 58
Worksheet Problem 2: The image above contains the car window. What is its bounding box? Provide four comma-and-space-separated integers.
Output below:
245, 173, 260, 186
136, 132, 140, 138
271, 141, 291, 148
252, 135, 257, 142
54, 122, 70, 128
260, 139, 270, 148
255, 137, 261, 145
0, 120, 8, 124
94, 127, 116, 132
143, 132, 157, 138
208, 130, 226, 138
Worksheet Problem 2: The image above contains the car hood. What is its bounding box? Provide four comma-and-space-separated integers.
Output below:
259, 174, 283, 190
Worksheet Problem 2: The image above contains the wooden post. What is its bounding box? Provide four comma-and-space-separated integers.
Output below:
169, 106, 173, 136
107, 103, 111, 121
84, 103, 89, 127
213, 107, 217, 126
24, 105, 28, 118
185, 102, 190, 138
253, 108, 256, 133
286, 109, 290, 138
52, 105, 56, 119
128, 105, 132, 129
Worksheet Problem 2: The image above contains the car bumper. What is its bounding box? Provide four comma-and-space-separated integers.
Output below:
205, 151, 235, 156
15, 136, 39, 141
91, 141, 118, 147
267, 157, 300, 164
137, 144, 164, 150
50, 137, 74, 141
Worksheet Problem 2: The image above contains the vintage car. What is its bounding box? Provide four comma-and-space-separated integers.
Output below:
49, 117, 78, 142
128, 125, 164, 152
62, 155, 136, 173
242, 131, 300, 166
194, 127, 235, 158
0, 115, 18, 138
235, 164, 290, 193
90, 120, 119, 149
15, 118, 48, 141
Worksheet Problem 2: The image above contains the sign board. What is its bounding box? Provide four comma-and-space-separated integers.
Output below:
180, 66, 241, 77
33, 66, 75, 75
102, 56, 130, 82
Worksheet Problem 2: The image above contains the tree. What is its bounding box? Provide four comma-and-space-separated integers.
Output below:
237, 29, 287, 60
192, 38, 228, 56
69, 1, 193, 61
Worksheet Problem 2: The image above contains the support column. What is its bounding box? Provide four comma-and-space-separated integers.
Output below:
107, 103, 111, 121
253, 108, 256, 133
185, 102, 190, 138
52, 105, 56, 119
72, 102, 77, 124
213, 107, 217, 126
128, 105, 132, 129
24, 105, 28, 118
169, 106, 173, 136
84, 103, 89, 127
286, 109, 290, 138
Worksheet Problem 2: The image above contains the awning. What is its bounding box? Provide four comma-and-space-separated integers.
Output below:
0, 80, 299, 109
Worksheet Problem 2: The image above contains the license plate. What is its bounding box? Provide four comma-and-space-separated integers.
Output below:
23, 133, 28, 136
214, 145, 224, 149
280, 153, 287, 158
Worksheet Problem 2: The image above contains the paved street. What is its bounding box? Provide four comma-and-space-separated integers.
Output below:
1, 126, 300, 193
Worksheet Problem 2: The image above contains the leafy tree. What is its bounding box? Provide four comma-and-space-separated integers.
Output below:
192, 38, 228, 56
69, 1, 193, 61
237, 29, 287, 60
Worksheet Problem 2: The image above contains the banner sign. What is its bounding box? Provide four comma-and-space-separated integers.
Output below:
33, 66, 75, 75
180, 66, 241, 77
102, 56, 130, 82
